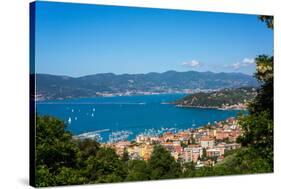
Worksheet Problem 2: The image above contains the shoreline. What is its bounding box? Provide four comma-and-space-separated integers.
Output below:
35, 92, 188, 102
103, 116, 242, 163
174, 104, 247, 111
73, 115, 240, 144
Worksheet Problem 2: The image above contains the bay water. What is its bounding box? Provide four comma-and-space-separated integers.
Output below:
36, 94, 240, 142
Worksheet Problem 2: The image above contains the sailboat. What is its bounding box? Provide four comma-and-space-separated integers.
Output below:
192, 120, 196, 127
68, 117, 72, 124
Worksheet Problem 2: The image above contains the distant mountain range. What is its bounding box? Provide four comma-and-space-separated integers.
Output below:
35, 71, 258, 100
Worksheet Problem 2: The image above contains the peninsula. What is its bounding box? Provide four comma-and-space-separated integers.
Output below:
173, 87, 257, 110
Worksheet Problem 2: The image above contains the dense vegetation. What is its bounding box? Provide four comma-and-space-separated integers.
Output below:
34, 16, 273, 187
236, 15, 273, 170
35, 110, 273, 187
36, 71, 258, 100
174, 87, 257, 108
35, 116, 184, 186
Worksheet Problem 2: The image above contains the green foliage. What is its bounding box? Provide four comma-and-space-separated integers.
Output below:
214, 148, 272, 175
180, 141, 188, 148
237, 111, 273, 167
233, 16, 274, 173
126, 160, 150, 181
248, 55, 273, 118
181, 162, 196, 177
188, 135, 196, 144
122, 148, 130, 162
35, 165, 55, 187
35, 115, 79, 178
180, 148, 272, 178
224, 148, 239, 157
148, 145, 181, 180
55, 167, 87, 186
76, 138, 100, 160
35, 115, 127, 186
259, 15, 274, 29
202, 148, 207, 160
177, 14, 274, 178
84, 155, 124, 183
84, 147, 127, 183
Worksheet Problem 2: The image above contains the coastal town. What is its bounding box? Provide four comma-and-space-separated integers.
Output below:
105, 117, 241, 168
35, 88, 219, 101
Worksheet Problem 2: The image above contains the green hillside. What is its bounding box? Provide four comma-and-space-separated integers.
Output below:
174, 87, 257, 109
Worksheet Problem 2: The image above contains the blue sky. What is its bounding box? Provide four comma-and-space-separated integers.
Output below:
34, 1, 273, 77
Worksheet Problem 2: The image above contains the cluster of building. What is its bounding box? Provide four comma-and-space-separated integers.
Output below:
106, 117, 242, 167
95, 88, 218, 98
220, 103, 247, 110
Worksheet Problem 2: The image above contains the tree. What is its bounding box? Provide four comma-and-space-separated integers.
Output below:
181, 162, 196, 177
236, 15, 274, 172
188, 135, 196, 144
35, 165, 55, 187
237, 111, 273, 166
248, 55, 273, 118
76, 138, 100, 165
180, 141, 188, 148
249, 16, 274, 119
35, 115, 85, 186
259, 15, 274, 29
195, 14, 275, 177
55, 167, 87, 186
126, 160, 151, 181
202, 148, 207, 160
122, 148, 130, 162
35, 115, 79, 174
148, 145, 181, 179
84, 147, 128, 183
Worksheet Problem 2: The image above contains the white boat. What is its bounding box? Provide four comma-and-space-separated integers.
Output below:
74, 117, 78, 120
68, 117, 72, 124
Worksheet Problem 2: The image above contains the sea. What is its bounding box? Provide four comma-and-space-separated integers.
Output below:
36, 94, 241, 143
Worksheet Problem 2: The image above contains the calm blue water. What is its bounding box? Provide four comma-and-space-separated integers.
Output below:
36, 94, 240, 142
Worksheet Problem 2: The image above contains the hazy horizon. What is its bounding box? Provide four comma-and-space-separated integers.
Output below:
36, 69, 254, 78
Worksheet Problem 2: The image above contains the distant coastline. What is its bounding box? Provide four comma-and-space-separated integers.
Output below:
174, 104, 247, 111
35, 71, 258, 101
35, 91, 188, 102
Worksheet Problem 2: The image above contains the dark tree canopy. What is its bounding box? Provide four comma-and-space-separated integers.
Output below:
236, 15, 274, 171
259, 15, 274, 29
148, 145, 181, 179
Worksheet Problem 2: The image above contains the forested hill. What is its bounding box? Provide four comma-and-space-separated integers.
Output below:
35, 71, 258, 100
173, 87, 257, 110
